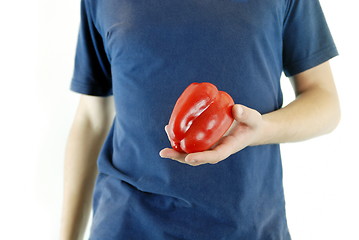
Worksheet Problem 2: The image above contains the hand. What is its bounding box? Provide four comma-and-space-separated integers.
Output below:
159, 104, 264, 166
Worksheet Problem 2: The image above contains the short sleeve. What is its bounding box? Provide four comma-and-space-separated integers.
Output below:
70, 0, 112, 96
282, 0, 338, 77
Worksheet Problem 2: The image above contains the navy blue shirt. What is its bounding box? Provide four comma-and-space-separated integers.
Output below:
70, 0, 338, 239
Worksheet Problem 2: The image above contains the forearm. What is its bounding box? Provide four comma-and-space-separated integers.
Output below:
160, 62, 340, 166
258, 84, 340, 145
60, 120, 109, 240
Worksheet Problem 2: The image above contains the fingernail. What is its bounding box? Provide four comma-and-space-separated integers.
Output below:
235, 105, 243, 116
186, 158, 197, 163
159, 150, 166, 158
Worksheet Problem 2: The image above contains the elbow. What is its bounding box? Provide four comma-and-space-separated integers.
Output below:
327, 113, 340, 134
324, 101, 341, 135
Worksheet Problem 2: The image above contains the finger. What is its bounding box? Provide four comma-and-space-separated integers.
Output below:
233, 104, 262, 128
185, 135, 238, 164
164, 125, 171, 141
223, 119, 238, 137
162, 128, 202, 166
185, 149, 225, 165
159, 148, 211, 166
159, 148, 187, 162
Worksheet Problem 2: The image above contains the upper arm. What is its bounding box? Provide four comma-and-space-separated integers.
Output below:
289, 61, 338, 97
70, 0, 112, 97
73, 94, 115, 133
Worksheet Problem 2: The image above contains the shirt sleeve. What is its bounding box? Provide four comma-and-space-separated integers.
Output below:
282, 0, 338, 77
70, 0, 112, 96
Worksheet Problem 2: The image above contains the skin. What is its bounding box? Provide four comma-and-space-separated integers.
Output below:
159, 61, 341, 166
60, 61, 339, 239
60, 95, 115, 240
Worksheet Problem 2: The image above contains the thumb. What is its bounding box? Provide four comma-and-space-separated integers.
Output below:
232, 104, 262, 127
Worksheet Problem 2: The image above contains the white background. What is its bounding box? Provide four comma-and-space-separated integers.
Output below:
0, 0, 358, 239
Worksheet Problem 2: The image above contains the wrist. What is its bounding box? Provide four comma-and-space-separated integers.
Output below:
251, 113, 278, 146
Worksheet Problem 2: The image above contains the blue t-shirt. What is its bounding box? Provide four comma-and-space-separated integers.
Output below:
70, 0, 338, 239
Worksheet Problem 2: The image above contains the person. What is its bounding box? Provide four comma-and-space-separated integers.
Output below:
60, 0, 340, 239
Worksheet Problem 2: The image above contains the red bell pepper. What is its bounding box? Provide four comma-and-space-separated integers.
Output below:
167, 82, 235, 153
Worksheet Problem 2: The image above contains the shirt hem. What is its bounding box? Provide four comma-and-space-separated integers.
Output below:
70, 78, 113, 97
283, 45, 339, 77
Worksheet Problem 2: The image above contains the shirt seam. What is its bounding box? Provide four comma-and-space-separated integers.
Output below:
283, 44, 337, 71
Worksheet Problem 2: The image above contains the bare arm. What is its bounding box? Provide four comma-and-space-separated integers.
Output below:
259, 61, 341, 144
60, 95, 115, 240
160, 61, 340, 165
